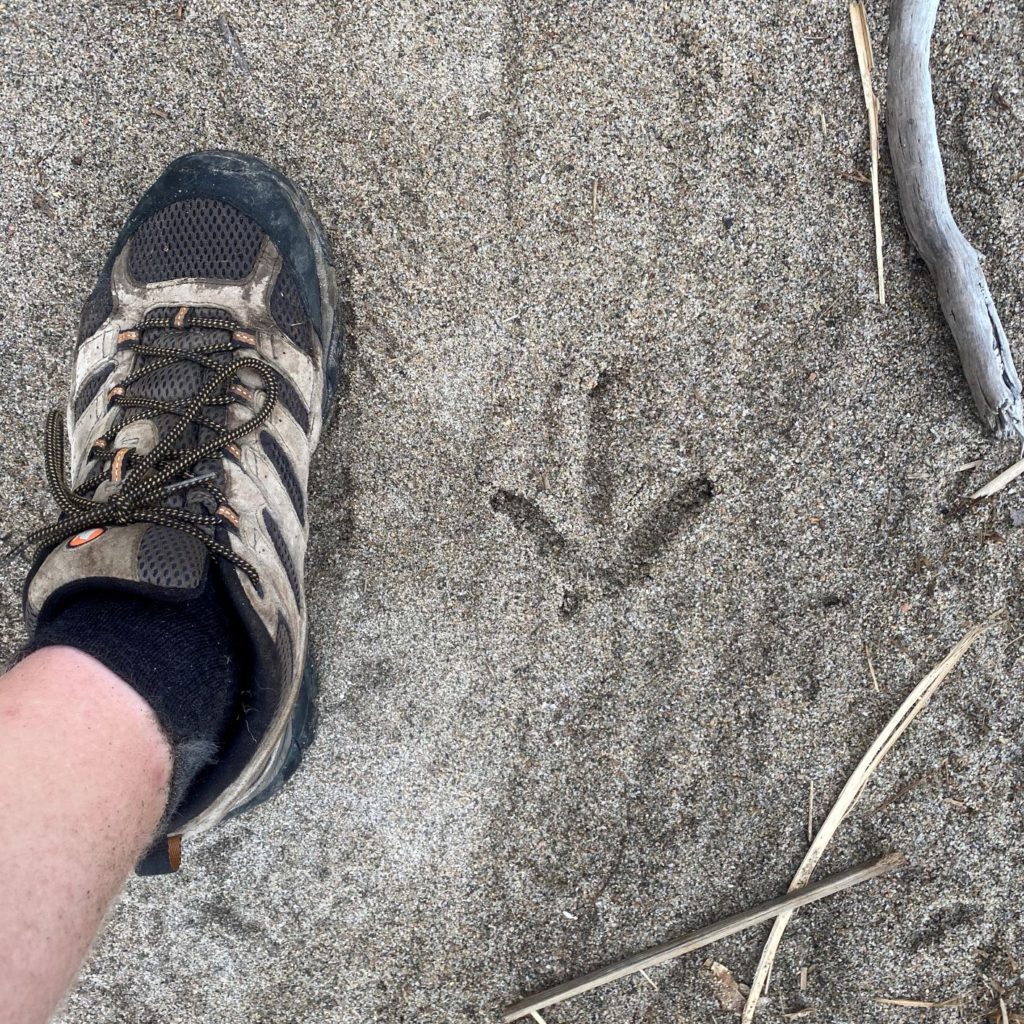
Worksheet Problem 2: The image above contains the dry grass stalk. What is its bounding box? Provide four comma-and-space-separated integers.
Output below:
876, 995, 964, 1009
876, 991, 962, 1007
868, 769, 935, 819
985, 1005, 1024, 1024
501, 854, 904, 1022
807, 781, 815, 844
971, 458, 1024, 500
740, 621, 991, 1024
850, 2, 885, 304
865, 644, 880, 691
1003, 632, 1024, 652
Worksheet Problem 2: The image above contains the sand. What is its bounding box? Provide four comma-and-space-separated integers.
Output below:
1, 1, 1022, 1021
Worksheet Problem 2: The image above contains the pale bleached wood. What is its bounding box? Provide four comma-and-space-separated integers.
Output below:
888, 0, 1024, 440
500, 853, 905, 1023
970, 457, 1024, 500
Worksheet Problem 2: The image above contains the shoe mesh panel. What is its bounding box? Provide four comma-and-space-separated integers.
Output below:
144, 356, 203, 403
73, 361, 115, 421
259, 430, 305, 525
274, 614, 295, 690
129, 327, 232, 450
128, 199, 264, 283
269, 267, 317, 361
263, 509, 302, 609
274, 372, 310, 434
138, 526, 207, 589
78, 272, 114, 344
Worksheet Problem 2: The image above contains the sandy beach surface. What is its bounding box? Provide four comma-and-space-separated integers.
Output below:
1, 1, 1022, 1021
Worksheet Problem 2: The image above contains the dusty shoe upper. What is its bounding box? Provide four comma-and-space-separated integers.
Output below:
22, 151, 342, 872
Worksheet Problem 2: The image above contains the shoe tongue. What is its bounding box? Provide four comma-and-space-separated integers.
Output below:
25, 523, 211, 626
124, 323, 231, 457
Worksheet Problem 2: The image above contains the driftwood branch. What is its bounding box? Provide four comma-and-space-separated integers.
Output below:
501, 853, 906, 1023
887, 0, 1024, 441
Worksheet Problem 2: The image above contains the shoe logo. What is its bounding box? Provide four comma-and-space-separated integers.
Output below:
68, 528, 106, 548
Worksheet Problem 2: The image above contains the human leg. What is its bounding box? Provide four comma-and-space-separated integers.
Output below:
0, 647, 171, 1024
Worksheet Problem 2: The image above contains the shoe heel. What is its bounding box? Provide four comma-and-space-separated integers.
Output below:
226, 649, 320, 821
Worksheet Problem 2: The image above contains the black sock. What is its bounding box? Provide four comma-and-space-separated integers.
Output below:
24, 570, 248, 814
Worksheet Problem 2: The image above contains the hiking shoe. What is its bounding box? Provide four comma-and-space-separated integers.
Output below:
21, 151, 343, 873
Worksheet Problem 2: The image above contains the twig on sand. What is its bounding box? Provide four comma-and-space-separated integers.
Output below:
807, 781, 815, 844
865, 643, 880, 691
876, 995, 964, 1009
850, 2, 885, 304
740, 620, 992, 1023
868, 767, 937, 819
971, 458, 1024, 500
217, 12, 252, 76
501, 854, 905, 1022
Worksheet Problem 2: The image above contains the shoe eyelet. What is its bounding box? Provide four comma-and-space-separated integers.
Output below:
216, 503, 240, 528
110, 447, 132, 483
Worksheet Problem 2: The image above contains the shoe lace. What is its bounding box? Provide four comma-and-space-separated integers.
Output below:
23, 311, 278, 587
